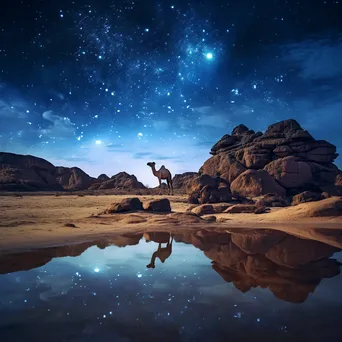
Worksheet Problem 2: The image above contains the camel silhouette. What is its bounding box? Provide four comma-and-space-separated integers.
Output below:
147, 161, 174, 195
146, 234, 174, 269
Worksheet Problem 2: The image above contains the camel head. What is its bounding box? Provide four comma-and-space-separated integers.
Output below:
147, 161, 156, 168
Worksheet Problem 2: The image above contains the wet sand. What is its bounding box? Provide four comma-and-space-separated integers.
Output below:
1, 194, 342, 253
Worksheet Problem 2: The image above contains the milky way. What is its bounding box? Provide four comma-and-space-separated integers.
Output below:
1, 0, 342, 184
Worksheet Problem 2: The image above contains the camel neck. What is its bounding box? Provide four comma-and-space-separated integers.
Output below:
151, 165, 158, 176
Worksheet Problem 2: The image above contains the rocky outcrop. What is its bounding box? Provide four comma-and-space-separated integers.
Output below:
255, 193, 289, 207
199, 119, 341, 199
105, 198, 143, 213
199, 154, 247, 184
0, 152, 63, 191
186, 174, 233, 204
143, 198, 171, 212
97, 173, 110, 181
56, 166, 95, 190
90, 172, 146, 190
264, 156, 313, 189
0, 152, 147, 192
191, 204, 216, 216
172, 172, 197, 189
291, 191, 323, 206
224, 204, 260, 214
231, 170, 286, 197
186, 174, 218, 194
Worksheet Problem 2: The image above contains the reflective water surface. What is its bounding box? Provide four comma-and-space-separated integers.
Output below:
0, 229, 342, 342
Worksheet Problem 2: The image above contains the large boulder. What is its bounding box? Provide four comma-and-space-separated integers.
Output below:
307, 162, 340, 185
56, 167, 95, 190
105, 198, 143, 213
264, 156, 313, 189
263, 119, 313, 140
186, 174, 218, 194
191, 204, 215, 216
294, 140, 338, 163
199, 154, 247, 184
200, 185, 232, 204
143, 198, 171, 212
231, 170, 286, 198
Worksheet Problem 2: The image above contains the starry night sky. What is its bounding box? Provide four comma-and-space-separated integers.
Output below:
1, 0, 342, 185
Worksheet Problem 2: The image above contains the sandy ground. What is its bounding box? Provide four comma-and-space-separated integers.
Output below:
1, 194, 342, 253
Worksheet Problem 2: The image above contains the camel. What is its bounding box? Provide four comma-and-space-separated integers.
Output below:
147, 161, 174, 195
146, 234, 173, 269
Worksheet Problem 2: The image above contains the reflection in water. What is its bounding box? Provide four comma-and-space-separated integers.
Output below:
173, 229, 341, 303
0, 229, 342, 341
144, 233, 174, 268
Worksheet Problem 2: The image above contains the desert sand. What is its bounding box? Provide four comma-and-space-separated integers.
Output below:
1, 193, 342, 253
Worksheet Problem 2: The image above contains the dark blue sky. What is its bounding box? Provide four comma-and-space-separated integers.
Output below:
1, 0, 341, 185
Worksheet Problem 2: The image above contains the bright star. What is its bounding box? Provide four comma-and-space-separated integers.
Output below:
205, 52, 213, 60
94, 268, 100, 273
95, 140, 102, 145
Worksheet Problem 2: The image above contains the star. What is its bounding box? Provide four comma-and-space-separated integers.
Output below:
205, 52, 213, 60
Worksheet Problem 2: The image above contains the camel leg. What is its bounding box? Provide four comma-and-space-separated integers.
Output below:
166, 179, 171, 195
158, 178, 162, 195
169, 177, 174, 196
147, 251, 158, 268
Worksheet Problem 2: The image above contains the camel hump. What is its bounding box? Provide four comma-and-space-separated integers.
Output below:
160, 165, 166, 170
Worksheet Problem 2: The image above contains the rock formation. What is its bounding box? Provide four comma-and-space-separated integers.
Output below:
105, 198, 144, 213
143, 198, 171, 212
172, 172, 198, 189
0, 152, 146, 192
89, 171, 146, 190
56, 166, 95, 190
198, 119, 341, 201
0, 152, 64, 191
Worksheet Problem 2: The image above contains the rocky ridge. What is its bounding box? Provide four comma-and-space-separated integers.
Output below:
192, 119, 341, 204
0, 152, 146, 191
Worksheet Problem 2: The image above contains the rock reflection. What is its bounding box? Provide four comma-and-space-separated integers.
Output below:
0, 234, 143, 275
174, 229, 341, 303
0, 228, 341, 304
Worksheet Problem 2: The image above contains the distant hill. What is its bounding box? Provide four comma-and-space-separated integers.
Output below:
0, 152, 146, 191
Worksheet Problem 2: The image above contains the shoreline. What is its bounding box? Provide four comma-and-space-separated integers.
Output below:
1, 194, 342, 253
